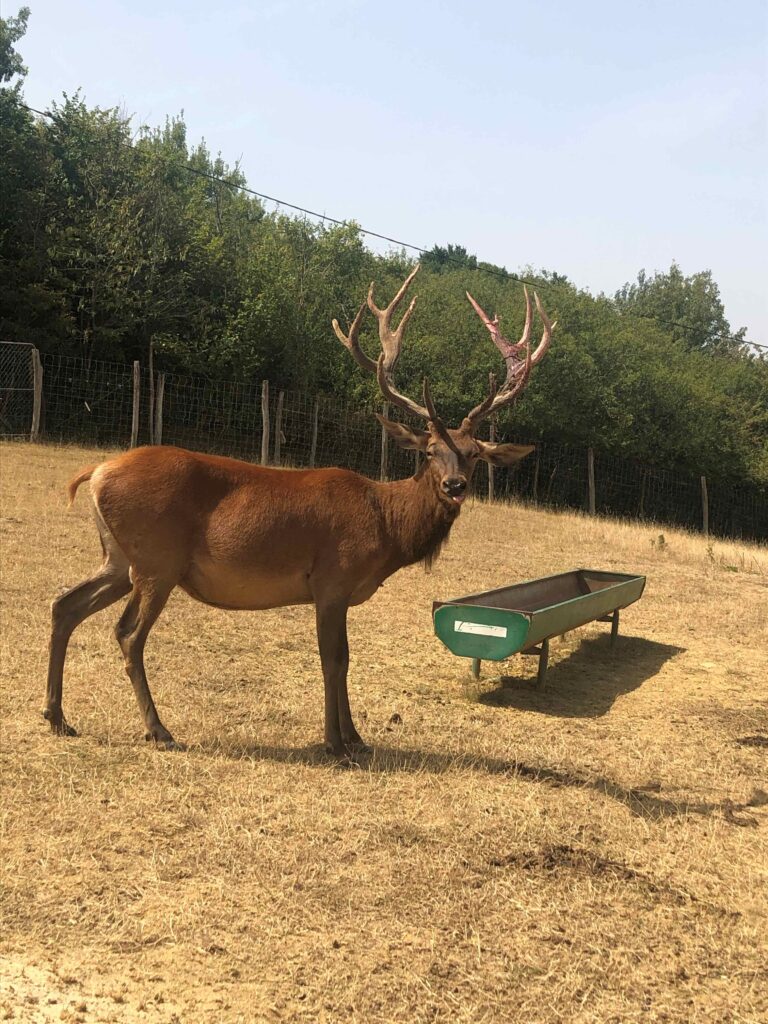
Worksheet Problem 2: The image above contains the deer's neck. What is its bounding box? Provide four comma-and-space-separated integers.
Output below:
377, 469, 460, 571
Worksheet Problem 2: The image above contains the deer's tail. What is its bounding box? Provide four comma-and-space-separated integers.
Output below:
67, 466, 98, 507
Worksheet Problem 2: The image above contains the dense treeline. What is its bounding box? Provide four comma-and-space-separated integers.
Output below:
1, 9, 766, 486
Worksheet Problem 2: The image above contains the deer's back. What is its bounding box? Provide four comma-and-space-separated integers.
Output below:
89, 447, 387, 609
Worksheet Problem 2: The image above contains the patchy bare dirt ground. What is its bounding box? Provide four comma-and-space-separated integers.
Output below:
1, 442, 766, 1023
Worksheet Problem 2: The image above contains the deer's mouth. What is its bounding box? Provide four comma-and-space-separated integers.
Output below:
451, 494, 466, 505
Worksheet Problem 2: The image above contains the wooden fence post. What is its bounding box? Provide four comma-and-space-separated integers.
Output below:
309, 397, 319, 468
546, 463, 559, 502
587, 447, 596, 514
148, 339, 155, 445
638, 468, 647, 519
701, 475, 709, 537
274, 390, 285, 465
487, 421, 496, 503
154, 372, 165, 446
31, 347, 43, 442
260, 380, 270, 466
379, 402, 389, 481
131, 361, 140, 448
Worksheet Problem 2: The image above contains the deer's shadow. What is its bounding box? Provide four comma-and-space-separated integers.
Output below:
196, 736, 760, 827
475, 634, 684, 719
194, 635, 760, 828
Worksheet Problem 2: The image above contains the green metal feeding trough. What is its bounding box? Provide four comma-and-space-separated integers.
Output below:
433, 569, 646, 687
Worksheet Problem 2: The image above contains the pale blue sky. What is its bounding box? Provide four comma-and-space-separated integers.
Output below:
13, 0, 768, 343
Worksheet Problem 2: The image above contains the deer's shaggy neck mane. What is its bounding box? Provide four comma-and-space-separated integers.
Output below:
377, 468, 460, 571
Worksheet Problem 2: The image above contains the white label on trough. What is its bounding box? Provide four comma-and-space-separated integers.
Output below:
454, 621, 507, 638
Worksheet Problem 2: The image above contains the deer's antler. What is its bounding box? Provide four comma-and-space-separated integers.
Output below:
463, 285, 555, 431
334, 265, 443, 424
332, 301, 375, 374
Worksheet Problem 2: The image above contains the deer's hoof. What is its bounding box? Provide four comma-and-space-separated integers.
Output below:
324, 740, 370, 766
43, 708, 77, 737
145, 730, 185, 751
158, 738, 185, 752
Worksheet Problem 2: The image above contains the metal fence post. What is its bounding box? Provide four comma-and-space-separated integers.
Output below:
701, 475, 709, 537
31, 348, 43, 442
131, 361, 140, 448
532, 448, 540, 505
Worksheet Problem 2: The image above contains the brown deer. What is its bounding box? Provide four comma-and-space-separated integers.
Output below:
45, 267, 554, 756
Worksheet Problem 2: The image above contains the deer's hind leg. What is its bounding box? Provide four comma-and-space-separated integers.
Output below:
115, 576, 178, 749
45, 514, 131, 736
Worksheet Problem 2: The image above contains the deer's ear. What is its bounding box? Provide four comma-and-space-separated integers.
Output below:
475, 441, 535, 467
375, 414, 429, 451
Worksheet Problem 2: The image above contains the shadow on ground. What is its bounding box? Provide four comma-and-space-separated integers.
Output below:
475, 635, 685, 718
197, 734, 762, 828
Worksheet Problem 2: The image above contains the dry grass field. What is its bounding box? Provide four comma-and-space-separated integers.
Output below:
1, 441, 767, 1024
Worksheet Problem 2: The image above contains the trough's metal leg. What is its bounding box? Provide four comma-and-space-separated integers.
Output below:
471, 658, 481, 680
536, 639, 549, 690
610, 609, 620, 647
598, 610, 621, 647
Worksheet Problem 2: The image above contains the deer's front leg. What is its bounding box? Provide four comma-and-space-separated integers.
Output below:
337, 678, 370, 753
315, 600, 365, 757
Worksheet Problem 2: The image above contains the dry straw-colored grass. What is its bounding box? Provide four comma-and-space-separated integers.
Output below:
1, 442, 766, 1024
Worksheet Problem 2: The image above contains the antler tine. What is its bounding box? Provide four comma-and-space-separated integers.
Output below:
465, 286, 533, 361
423, 377, 451, 427
332, 302, 376, 375
460, 373, 498, 431
376, 354, 429, 421
464, 285, 554, 429
495, 325, 533, 401
368, 265, 420, 373
336, 265, 442, 424
531, 291, 557, 365
520, 285, 533, 353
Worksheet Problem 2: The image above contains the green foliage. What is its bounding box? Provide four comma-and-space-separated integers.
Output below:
422, 243, 479, 274
0, 10, 62, 349
615, 262, 747, 352
0, 13, 765, 489
0, 6, 28, 83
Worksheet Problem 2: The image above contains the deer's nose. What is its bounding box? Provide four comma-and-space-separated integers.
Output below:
442, 476, 467, 504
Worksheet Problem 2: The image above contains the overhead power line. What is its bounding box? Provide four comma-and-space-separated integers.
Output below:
22, 103, 767, 352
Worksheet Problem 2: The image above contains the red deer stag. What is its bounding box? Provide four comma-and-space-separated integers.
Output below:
45, 267, 554, 756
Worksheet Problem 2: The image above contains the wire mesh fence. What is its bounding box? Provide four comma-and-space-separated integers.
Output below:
157, 370, 262, 460
1, 343, 766, 543
0, 342, 35, 438
39, 352, 135, 447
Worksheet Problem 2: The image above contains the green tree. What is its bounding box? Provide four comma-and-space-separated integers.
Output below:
615, 262, 746, 352
0, 5, 28, 82
40, 94, 145, 361
0, 7, 66, 346
421, 243, 478, 274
